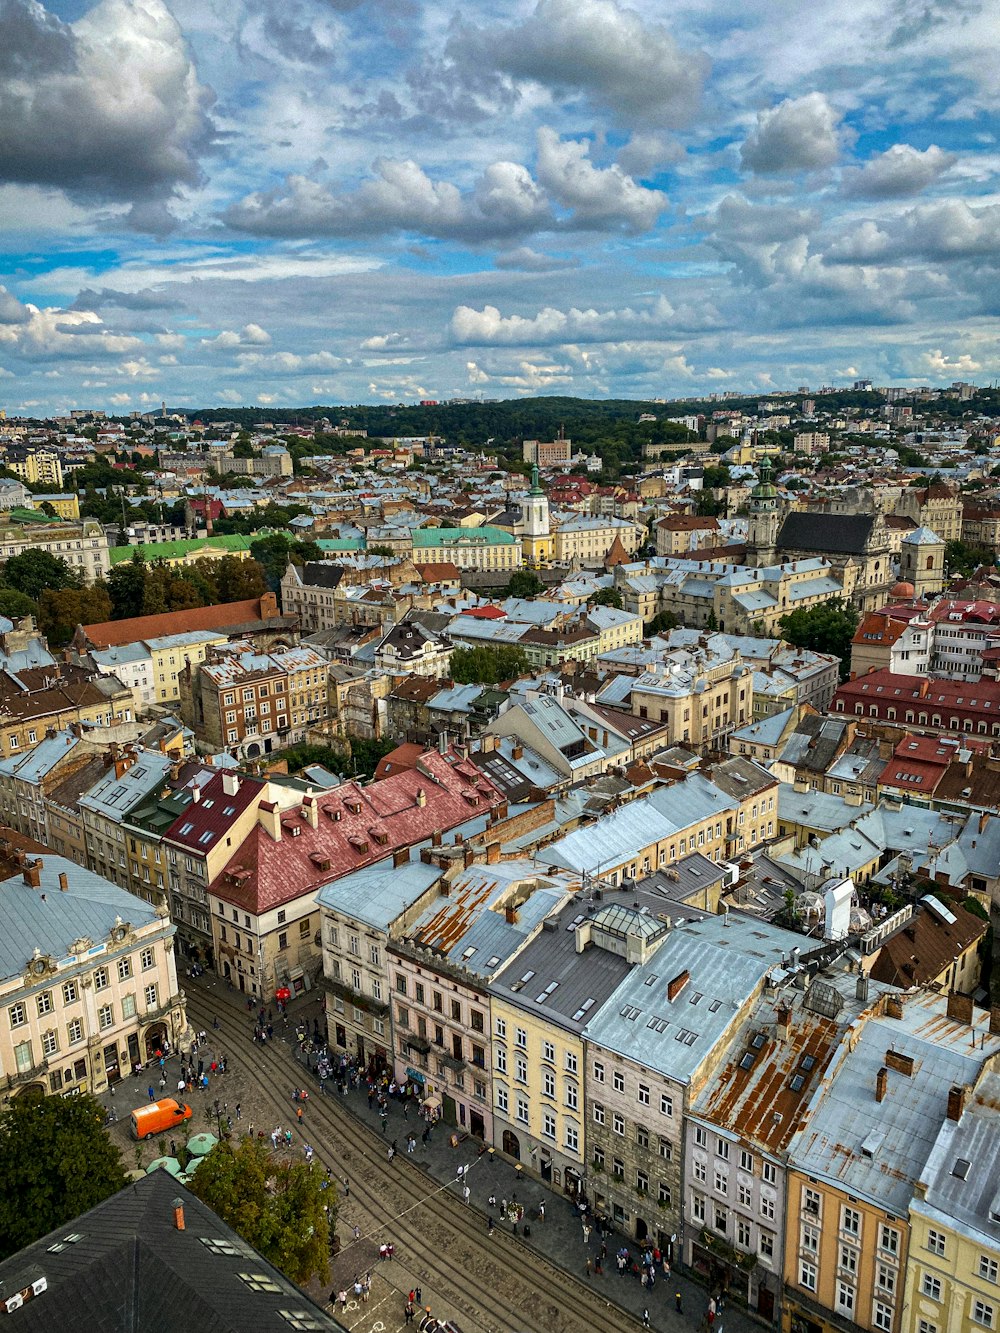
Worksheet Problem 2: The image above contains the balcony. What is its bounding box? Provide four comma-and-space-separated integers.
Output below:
443, 1053, 466, 1073
405, 1034, 431, 1055
6, 1058, 49, 1090
321, 976, 389, 1019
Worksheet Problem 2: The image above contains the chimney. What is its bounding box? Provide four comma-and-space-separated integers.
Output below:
885, 994, 903, 1020
222, 771, 240, 797
302, 796, 319, 830
258, 801, 281, 842
23, 860, 41, 889
505, 904, 519, 925
667, 970, 690, 1002
431, 830, 442, 847
191, 785, 200, 803
946, 991, 974, 1025
776, 1006, 791, 1040
393, 847, 410, 868
511, 744, 523, 761
876, 1066, 888, 1103
856, 975, 869, 1002
885, 1048, 914, 1077
487, 841, 501, 865
947, 1084, 967, 1122
172, 1198, 185, 1231
979, 811, 989, 834
58, 872, 68, 892
463, 846, 475, 869
989, 1006, 1000, 1037
415, 787, 427, 808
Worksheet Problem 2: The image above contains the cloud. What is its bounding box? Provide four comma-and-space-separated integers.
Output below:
201, 322, 272, 348
450, 295, 675, 346
827, 200, 1000, 262
922, 348, 981, 374
360, 333, 408, 350
740, 93, 843, 175
0, 0, 214, 206
0, 304, 145, 361
842, 143, 957, 198
448, 0, 708, 129
535, 129, 667, 231
494, 247, 579, 272
708, 195, 819, 245
0, 287, 30, 325
224, 157, 552, 241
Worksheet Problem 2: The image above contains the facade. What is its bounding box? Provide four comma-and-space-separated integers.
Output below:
0, 515, 108, 581
0, 841, 184, 1096
851, 612, 932, 678
929, 601, 1000, 679
374, 618, 453, 679
630, 655, 752, 753
280, 562, 344, 634
522, 466, 555, 566
0, 664, 136, 762
900, 528, 947, 599
832, 672, 1000, 738
412, 526, 522, 573
522, 437, 572, 467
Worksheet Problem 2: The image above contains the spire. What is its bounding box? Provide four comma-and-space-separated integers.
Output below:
530, 463, 543, 496
751, 454, 776, 501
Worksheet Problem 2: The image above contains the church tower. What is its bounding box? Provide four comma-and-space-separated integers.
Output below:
746, 455, 780, 567
522, 464, 553, 566
900, 526, 946, 598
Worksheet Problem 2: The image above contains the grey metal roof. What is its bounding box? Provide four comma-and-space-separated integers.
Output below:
317, 857, 441, 930
916, 1069, 1000, 1247
0, 857, 162, 981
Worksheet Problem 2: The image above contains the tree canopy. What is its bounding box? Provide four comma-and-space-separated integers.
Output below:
450, 643, 528, 685
188, 1135, 332, 1285
107, 552, 268, 621
0, 1092, 127, 1259
504, 570, 545, 599
779, 598, 859, 680
589, 587, 623, 609
3, 549, 78, 602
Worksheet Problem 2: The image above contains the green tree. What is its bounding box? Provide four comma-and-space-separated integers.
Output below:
706, 609, 719, 631
0, 587, 38, 620
0, 1092, 127, 1259
188, 1136, 331, 1286
644, 609, 679, 636
945, 539, 995, 578
38, 584, 113, 646
196, 556, 267, 604
779, 598, 859, 680
589, 587, 624, 609
450, 644, 528, 685
504, 570, 545, 599
250, 535, 324, 592
3, 548, 78, 602
231, 439, 256, 458
108, 551, 148, 619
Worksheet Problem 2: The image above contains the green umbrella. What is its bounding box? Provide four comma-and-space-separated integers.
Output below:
186, 1132, 219, 1157
146, 1157, 183, 1178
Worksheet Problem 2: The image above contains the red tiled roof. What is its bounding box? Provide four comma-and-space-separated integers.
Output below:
460, 605, 506, 619
162, 770, 265, 852
373, 743, 426, 781
210, 747, 504, 914
852, 612, 908, 646
81, 594, 280, 649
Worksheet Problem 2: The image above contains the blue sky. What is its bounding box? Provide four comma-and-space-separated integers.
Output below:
0, 0, 998, 414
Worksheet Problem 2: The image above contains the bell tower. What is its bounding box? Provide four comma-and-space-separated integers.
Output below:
522, 464, 553, 566
746, 455, 780, 567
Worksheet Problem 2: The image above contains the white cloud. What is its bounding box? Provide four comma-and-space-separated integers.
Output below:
535, 129, 667, 232
922, 348, 981, 374
842, 144, 957, 198
202, 322, 272, 348
827, 200, 1000, 262
448, 0, 708, 129
451, 295, 675, 346
740, 93, 843, 175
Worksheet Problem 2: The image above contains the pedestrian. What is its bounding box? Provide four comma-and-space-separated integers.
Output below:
421, 1126, 430, 1143
488, 1192, 496, 1211
353, 1224, 361, 1241
415, 1288, 422, 1305
643, 1310, 650, 1328
487, 1215, 494, 1234
407, 1133, 416, 1153
236, 1102, 241, 1120
296, 1106, 303, 1126
387, 1244, 395, 1261
463, 1184, 470, 1204
404, 1302, 414, 1324
147, 1084, 155, 1102
676, 1292, 683, 1314
343, 1177, 350, 1198
379, 1244, 388, 1261
338, 1290, 347, 1311
387, 1143, 396, 1163
226, 1115, 233, 1132
585, 1258, 592, 1278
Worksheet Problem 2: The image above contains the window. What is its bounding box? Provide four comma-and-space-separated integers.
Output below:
496, 1086, 508, 1115
921, 1275, 942, 1301
451, 999, 461, 1022
98, 1004, 114, 1029
876, 1264, 896, 1296
840, 1245, 858, 1275
496, 1047, 506, 1074
140, 947, 155, 970
516, 1056, 528, 1084
613, 1157, 624, 1179
760, 1195, 775, 1221
803, 1187, 821, 1216
658, 1182, 672, 1205
759, 1232, 774, 1260
636, 1124, 648, 1148
613, 1070, 625, 1093
973, 1302, 995, 1329
740, 1149, 754, 1173
395, 975, 407, 996
637, 1082, 650, 1105
14, 1041, 32, 1073
495, 1017, 506, 1038
874, 1302, 893, 1331
94, 967, 109, 990
542, 1040, 555, 1063
565, 1123, 579, 1154
516, 1097, 529, 1126
842, 1206, 861, 1237
762, 1161, 776, 1185
658, 1138, 672, 1161
36, 991, 52, 1017
714, 1167, 728, 1195
716, 1138, 730, 1160
880, 1225, 900, 1256
397, 1005, 409, 1028
918, 1323, 937, 1333
694, 1159, 707, 1183
278, 932, 288, 951
692, 1194, 706, 1224
836, 1283, 855, 1316
613, 1113, 625, 1136
980, 1257, 999, 1285
117, 958, 131, 981
565, 1052, 577, 1074
738, 1220, 752, 1249
471, 1010, 484, 1033
927, 1229, 946, 1257
660, 1092, 673, 1117
8, 1003, 25, 1028
68, 1018, 83, 1043
714, 1207, 727, 1233
515, 1027, 527, 1050
593, 1103, 605, 1126
542, 1111, 556, 1140
566, 1082, 578, 1111
543, 1070, 555, 1098
62, 981, 77, 1005
802, 1224, 819, 1254
593, 1146, 605, 1169
593, 1059, 604, 1083
738, 1181, 752, 1208
637, 1169, 649, 1194
41, 1030, 58, 1057
415, 983, 425, 1005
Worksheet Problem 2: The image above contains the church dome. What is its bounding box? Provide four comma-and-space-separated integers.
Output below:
890, 580, 915, 600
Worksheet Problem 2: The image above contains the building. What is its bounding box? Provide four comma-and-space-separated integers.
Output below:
0, 836, 185, 1096
629, 653, 752, 752
522, 466, 554, 567
895, 482, 962, 544
0, 1172, 341, 1332
655, 515, 722, 557
903, 1064, 1000, 1333
769, 508, 894, 612
4, 446, 64, 489
523, 436, 572, 467
831, 672, 1000, 739
280, 562, 344, 634
74, 592, 289, 653
412, 526, 522, 573
929, 601, 1000, 679
374, 618, 454, 679
900, 527, 946, 599
851, 609, 932, 678
746, 457, 781, 566
0, 515, 109, 582
0, 662, 136, 762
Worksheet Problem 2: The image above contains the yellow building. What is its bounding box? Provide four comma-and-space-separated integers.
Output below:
145, 631, 228, 705
33, 492, 80, 520
522, 467, 555, 566
903, 1065, 1000, 1333
6, 448, 64, 489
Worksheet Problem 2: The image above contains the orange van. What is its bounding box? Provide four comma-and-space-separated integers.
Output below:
130, 1097, 193, 1140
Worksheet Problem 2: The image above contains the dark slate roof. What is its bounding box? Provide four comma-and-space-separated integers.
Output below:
0, 1171, 340, 1332
300, 562, 345, 590
777, 510, 876, 555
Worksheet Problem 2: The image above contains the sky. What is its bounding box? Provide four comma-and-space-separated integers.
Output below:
0, 0, 999, 415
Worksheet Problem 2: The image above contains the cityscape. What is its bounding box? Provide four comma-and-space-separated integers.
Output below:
1, 0, 1000, 1331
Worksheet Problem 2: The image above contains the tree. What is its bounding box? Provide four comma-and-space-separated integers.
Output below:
590, 587, 623, 609
188, 1136, 331, 1285
108, 551, 148, 620
450, 644, 528, 685
198, 556, 267, 604
0, 1092, 127, 1259
945, 539, 995, 578
0, 587, 37, 620
779, 598, 859, 680
504, 570, 545, 599
38, 584, 113, 646
644, 609, 679, 636
3, 549, 78, 602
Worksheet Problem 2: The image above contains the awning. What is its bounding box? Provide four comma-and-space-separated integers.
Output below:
423, 1093, 442, 1109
